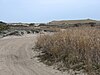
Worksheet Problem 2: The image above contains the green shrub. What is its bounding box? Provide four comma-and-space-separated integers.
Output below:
0, 24, 9, 31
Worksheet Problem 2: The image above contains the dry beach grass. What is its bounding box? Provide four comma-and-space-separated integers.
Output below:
35, 27, 100, 75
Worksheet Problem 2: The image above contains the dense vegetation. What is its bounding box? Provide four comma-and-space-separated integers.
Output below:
35, 27, 100, 75
0, 21, 9, 31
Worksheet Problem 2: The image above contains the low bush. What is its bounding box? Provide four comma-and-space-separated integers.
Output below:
0, 24, 9, 31
35, 27, 100, 75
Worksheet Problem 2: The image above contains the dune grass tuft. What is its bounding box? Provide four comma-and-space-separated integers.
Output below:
35, 27, 100, 75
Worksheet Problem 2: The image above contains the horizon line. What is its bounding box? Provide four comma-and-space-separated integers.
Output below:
1, 18, 100, 23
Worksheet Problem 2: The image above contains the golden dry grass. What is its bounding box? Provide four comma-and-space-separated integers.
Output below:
35, 27, 100, 75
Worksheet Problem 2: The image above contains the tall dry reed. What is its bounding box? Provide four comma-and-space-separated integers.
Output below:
35, 27, 100, 75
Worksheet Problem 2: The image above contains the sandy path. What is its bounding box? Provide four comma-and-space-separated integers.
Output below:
0, 34, 67, 75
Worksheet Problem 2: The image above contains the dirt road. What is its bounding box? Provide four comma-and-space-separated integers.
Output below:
0, 34, 67, 75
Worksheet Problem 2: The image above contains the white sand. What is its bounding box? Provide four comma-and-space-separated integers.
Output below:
0, 34, 70, 75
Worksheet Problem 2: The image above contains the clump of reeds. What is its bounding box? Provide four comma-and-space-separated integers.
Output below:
35, 27, 100, 75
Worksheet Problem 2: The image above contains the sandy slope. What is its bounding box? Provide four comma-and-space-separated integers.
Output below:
0, 34, 68, 75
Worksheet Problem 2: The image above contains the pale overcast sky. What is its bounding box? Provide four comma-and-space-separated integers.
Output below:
0, 0, 100, 23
